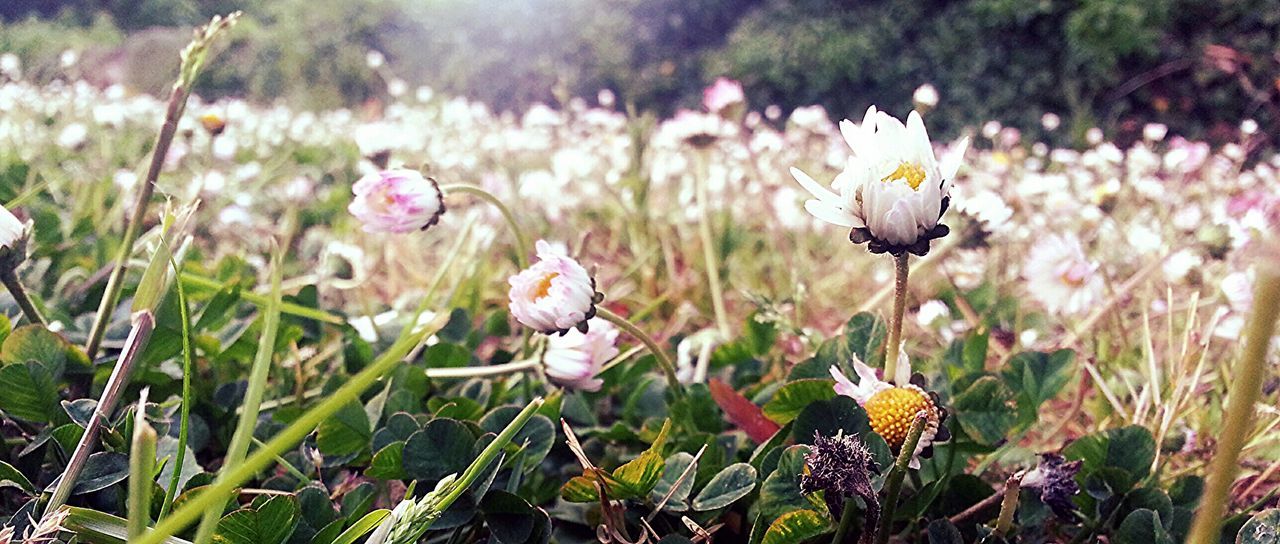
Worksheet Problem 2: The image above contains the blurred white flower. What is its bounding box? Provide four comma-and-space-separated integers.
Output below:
1162, 249, 1201, 282
912, 84, 939, 108
56, 123, 87, 149
1086, 127, 1104, 146
1040, 113, 1061, 131
916, 299, 950, 327
1241, 119, 1259, 135
0, 205, 26, 251
597, 89, 615, 108
348, 169, 445, 233
1023, 233, 1103, 315
1142, 123, 1168, 142
365, 50, 385, 68
982, 121, 1001, 139
702, 77, 745, 115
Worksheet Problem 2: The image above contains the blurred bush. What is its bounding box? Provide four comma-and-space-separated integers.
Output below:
2, 0, 1276, 145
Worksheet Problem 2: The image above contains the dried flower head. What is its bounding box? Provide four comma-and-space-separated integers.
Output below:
1020, 453, 1082, 521
800, 431, 880, 530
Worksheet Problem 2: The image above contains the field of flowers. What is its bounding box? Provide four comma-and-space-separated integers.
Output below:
1, 16, 1279, 544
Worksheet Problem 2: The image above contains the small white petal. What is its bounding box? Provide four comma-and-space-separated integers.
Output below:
790, 167, 840, 202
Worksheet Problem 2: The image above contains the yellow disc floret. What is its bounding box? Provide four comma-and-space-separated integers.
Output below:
882, 162, 927, 191
864, 385, 935, 449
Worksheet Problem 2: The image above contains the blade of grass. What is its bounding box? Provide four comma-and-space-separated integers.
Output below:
158, 247, 195, 521
178, 272, 343, 324
191, 245, 284, 543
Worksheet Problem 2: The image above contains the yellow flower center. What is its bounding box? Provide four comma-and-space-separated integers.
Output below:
882, 162, 927, 191
530, 272, 559, 301
865, 385, 934, 449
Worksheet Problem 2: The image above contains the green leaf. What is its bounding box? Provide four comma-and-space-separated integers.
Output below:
60, 506, 195, 544
843, 312, 887, 368
211, 495, 300, 544
480, 490, 538, 544
791, 396, 871, 444
691, 463, 757, 511
479, 406, 555, 469
422, 342, 472, 368
755, 446, 814, 525
762, 379, 836, 425
952, 375, 1017, 446
761, 509, 831, 544
1063, 425, 1156, 491
63, 452, 130, 495
329, 509, 390, 544
1238, 509, 1280, 544
0, 360, 63, 423
610, 418, 672, 495
403, 418, 475, 483
650, 452, 698, 512
315, 401, 372, 457
1114, 509, 1173, 544
0, 460, 34, 494
1002, 349, 1075, 426
367, 442, 408, 480
0, 325, 67, 370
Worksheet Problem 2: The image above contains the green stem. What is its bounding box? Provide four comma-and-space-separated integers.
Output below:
1186, 259, 1280, 543
84, 84, 188, 360
438, 184, 530, 268
831, 499, 860, 544
693, 150, 731, 337
595, 306, 684, 399
158, 257, 194, 521
192, 249, 283, 543
425, 359, 540, 379
884, 253, 910, 384
0, 268, 46, 327
436, 397, 543, 510
874, 413, 927, 544
179, 272, 343, 324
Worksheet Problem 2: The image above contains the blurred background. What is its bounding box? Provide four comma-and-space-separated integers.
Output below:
2, 0, 1277, 148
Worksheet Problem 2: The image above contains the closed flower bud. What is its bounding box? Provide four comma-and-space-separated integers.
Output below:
348, 169, 446, 233
507, 241, 602, 335
542, 317, 618, 391
0, 205, 31, 273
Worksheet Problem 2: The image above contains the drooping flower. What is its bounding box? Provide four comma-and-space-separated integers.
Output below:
0, 205, 30, 272
543, 318, 619, 391
800, 431, 880, 533
830, 351, 949, 468
1020, 453, 1082, 521
791, 106, 967, 256
1022, 233, 1103, 315
508, 240, 603, 335
703, 77, 745, 117
348, 169, 446, 233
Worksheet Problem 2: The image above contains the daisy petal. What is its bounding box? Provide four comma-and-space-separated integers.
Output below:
790, 167, 840, 202
804, 200, 859, 227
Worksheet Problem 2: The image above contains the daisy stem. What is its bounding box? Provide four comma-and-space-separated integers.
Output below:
595, 306, 684, 400
694, 150, 731, 338
884, 252, 910, 383
425, 359, 540, 379
831, 500, 861, 544
0, 269, 46, 327
873, 413, 927, 544
993, 473, 1023, 537
438, 184, 530, 269
1186, 257, 1280, 543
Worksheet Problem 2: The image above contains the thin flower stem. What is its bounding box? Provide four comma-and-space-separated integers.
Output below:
595, 306, 685, 399
438, 184, 530, 269
179, 272, 344, 324
0, 269, 46, 327
425, 359, 541, 379
1187, 258, 1280, 543
874, 413, 927, 544
831, 499, 860, 544
993, 474, 1022, 537
45, 310, 156, 516
884, 253, 910, 384
694, 150, 731, 337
